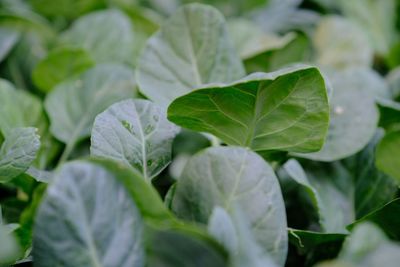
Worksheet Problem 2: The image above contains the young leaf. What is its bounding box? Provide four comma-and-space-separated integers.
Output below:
168, 66, 330, 154
376, 130, 400, 183
136, 3, 245, 107
32, 47, 95, 92
172, 146, 288, 266
294, 70, 379, 161
60, 9, 136, 65
0, 127, 40, 183
0, 224, 21, 266
33, 161, 145, 267
45, 64, 136, 162
91, 99, 179, 181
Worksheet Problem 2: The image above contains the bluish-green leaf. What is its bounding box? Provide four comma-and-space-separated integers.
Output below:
136, 3, 245, 107
91, 99, 179, 180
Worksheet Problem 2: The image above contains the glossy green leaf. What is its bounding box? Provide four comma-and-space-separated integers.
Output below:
0, 127, 40, 183
288, 228, 346, 262
33, 161, 145, 267
168, 66, 329, 154
136, 3, 245, 107
172, 146, 288, 265
352, 130, 398, 218
60, 9, 136, 65
376, 130, 400, 182
91, 99, 179, 181
0, 27, 19, 63
295, 69, 379, 161
45, 64, 136, 162
32, 47, 95, 92
314, 16, 373, 69
348, 199, 400, 240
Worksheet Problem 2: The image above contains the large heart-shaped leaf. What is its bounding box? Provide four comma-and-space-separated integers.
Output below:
0, 127, 40, 183
33, 161, 145, 267
136, 3, 245, 107
45, 64, 136, 162
91, 99, 179, 181
172, 146, 288, 265
60, 9, 136, 65
168, 66, 329, 154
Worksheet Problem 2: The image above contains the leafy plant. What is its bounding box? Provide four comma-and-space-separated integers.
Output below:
1, 1, 400, 267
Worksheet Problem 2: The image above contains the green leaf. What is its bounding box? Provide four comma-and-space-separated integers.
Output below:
33, 161, 145, 267
288, 229, 346, 262
281, 160, 354, 233
0, 224, 21, 266
91, 99, 179, 181
136, 3, 245, 107
339, 0, 398, 55
145, 225, 229, 267
0, 127, 40, 183
32, 47, 95, 93
352, 130, 398, 218
386, 67, 400, 100
313, 16, 373, 69
348, 199, 400, 241
335, 223, 400, 267
377, 99, 400, 130
228, 19, 296, 61
45, 64, 136, 162
60, 9, 136, 66
376, 130, 400, 182
294, 69, 379, 161
168, 66, 329, 154
29, 0, 103, 19
208, 206, 278, 267
0, 27, 19, 63
172, 146, 288, 266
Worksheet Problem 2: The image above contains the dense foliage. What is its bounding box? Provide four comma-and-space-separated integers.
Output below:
1, 0, 400, 266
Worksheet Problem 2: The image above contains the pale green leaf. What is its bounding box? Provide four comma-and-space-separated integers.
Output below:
60, 9, 136, 65
168, 66, 329, 153
0, 127, 40, 183
136, 3, 245, 107
91, 99, 179, 181
0, 27, 19, 63
314, 16, 373, 69
172, 146, 288, 265
33, 161, 145, 267
45, 64, 136, 161
294, 69, 379, 161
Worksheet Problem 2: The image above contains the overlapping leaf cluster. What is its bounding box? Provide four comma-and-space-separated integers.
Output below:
1, 0, 400, 266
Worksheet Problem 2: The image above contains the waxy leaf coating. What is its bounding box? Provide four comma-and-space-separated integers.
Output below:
168, 66, 330, 153
0, 127, 40, 183
33, 161, 144, 267
91, 99, 179, 181
172, 146, 288, 265
136, 3, 245, 107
